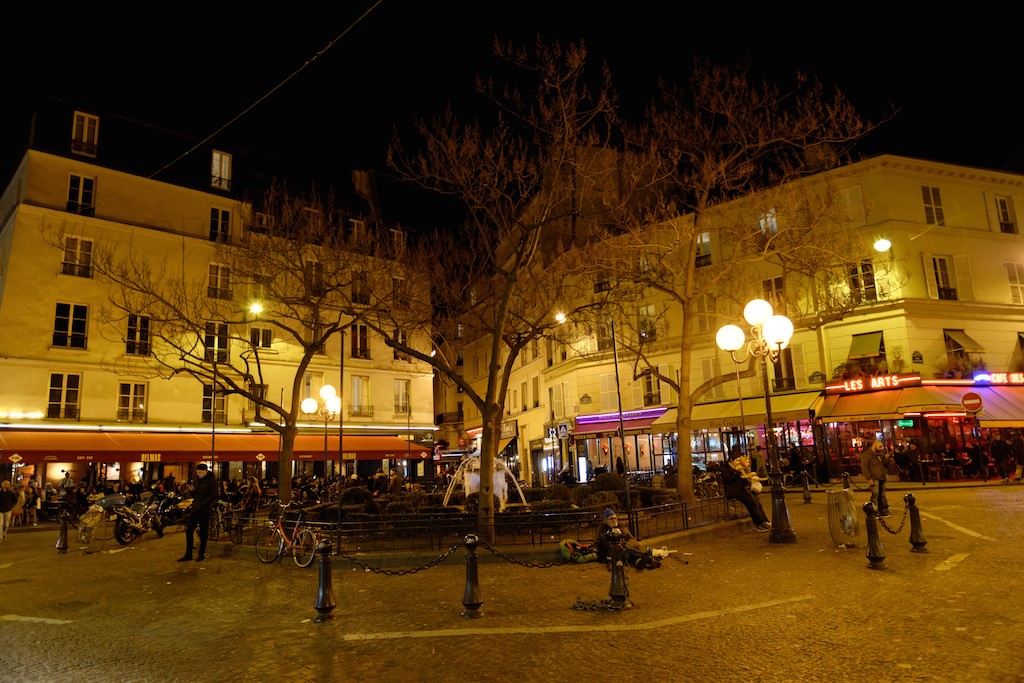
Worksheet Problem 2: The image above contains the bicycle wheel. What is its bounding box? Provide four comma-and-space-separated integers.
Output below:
255, 526, 284, 563
292, 528, 318, 568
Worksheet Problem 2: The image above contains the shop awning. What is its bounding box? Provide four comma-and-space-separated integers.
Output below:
814, 385, 1024, 425
944, 329, 985, 353
656, 392, 821, 432
848, 331, 884, 360
0, 431, 430, 464
572, 415, 661, 438
497, 438, 513, 453
814, 390, 905, 422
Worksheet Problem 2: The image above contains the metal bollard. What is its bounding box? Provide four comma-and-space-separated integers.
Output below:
905, 493, 928, 553
56, 510, 69, 555
863, 502, 886, 570
313, 539, 336, 623
801, 472, 812, 504
608, 543, 629, 608
842, 472, 851, 491
461, 534, 483, 619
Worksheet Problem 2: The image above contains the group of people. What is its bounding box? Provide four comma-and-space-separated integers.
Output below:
889, 432, 1024, 483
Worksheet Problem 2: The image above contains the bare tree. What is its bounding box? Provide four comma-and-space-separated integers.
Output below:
376, 38, 627, 541
52, 184, 389, 503
564, 60, 883, 500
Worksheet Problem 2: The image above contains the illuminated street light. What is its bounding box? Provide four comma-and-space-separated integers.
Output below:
716, 299, 796, 544
302, 384, 341, 485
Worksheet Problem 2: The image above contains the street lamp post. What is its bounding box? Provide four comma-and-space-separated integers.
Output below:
302, 385, 340, 489
716, 298, 797, 544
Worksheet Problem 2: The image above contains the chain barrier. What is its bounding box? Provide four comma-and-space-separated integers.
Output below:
876, 503, 909, 535
478, 539, 571, 568
572, 596, 631, 611
333, 541, 463, 575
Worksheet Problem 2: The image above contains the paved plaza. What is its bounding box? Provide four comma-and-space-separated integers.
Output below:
2, 482, 1023, 683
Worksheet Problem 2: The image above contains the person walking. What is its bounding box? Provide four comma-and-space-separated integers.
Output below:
990, 432, 1012, 483
177, 463, 216, 563
860, 440, 892, 517
0, 481, 19, 540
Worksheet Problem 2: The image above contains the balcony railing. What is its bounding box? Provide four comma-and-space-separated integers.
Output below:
350, 404, 374, 417
772, 377, 796, 392
116, 409, 147, 423
436, 411, 464, 425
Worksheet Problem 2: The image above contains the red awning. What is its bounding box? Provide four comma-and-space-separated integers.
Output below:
0, 431, 430, 464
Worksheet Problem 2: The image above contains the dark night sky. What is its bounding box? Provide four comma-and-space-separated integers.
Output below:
2, 4, 1017, 231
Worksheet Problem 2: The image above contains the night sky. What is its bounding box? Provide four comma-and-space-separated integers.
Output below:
1, 4, 1016, 232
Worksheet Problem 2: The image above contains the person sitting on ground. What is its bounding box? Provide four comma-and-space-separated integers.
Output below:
595, 508, 659, 570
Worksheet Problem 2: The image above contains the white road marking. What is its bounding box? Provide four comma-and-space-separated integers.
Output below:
340, 594, 816, 641
919, 512, 996, 541
935, 553, 969, 571
0, 614, 74, 624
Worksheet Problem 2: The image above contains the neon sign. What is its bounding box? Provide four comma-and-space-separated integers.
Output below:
825, 373, 922, 395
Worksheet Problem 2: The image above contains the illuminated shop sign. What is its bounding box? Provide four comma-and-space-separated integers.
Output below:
825, 373, 922, 395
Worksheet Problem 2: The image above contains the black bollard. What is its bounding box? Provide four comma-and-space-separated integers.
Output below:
842, 472, 851, 491
461, 534, 483, 619
56, 509, 69, 555
608, 542, 629, 609
801, 472, 812, 504
313, 539, 336, 623
905, 493, 928, 553
863, 502, 886, 570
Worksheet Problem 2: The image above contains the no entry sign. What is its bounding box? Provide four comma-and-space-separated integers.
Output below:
961, 391, 984, 413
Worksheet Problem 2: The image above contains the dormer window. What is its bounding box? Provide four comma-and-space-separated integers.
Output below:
211, 150, 232, 190
71, 111, 99, 157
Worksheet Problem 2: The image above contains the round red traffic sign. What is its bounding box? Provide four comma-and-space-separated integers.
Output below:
961, 391, 983, 413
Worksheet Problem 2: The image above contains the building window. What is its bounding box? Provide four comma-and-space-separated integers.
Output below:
638, 305, 657, 342
303, 371, 324, 400
117, 383, 147, 423
48, 373, 81, 419
210, 208, 230, 242
66, 175, 95, 216
944, 329, 985, 374
305, 260, 325, 296
695, 231, 712, 268
922, 186, 945, 226
532, 376, 540, 408
211, 150, 232, 190
772, 348, 797, 391
849, 259, 877, 302
695, 293, 716, 334
1007, 263, 1024, 304
71, 111, 98, 156
53, 303, 88, 348
208, 264, 231, 299
61, 236, 93, 277
126, 314, 150, 355
393, 330, 409, 361
520, 381, 528, 412
252, 212, 273, 234
930, 256, 957, 300
202, 384, 226, 424
205, 322, 228, 363
394, 379, 410, 415
351, 324, 370, 359
392, 277, 409, 307
246, 382, 268, 412
350, 219, 366, 242
352, 272, 370, 305
310, 318, 326, 355
847, 331, 885, 374
351, 375, 372, 416
642, 373, 661, 406
762, 276, 785, 311
390, 228, 406, 255
594, 277, 611, 293
596, 317, 614, 351
250, 326, 273, 349
759, 208, 778, 235
995, 196, 1018, 234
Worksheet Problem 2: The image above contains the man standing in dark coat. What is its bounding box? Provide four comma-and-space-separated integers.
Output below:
178, 463, 216, 562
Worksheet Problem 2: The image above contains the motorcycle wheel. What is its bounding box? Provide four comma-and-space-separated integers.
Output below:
293, 529, 318, 568
255, 526, 283, 563
153, 517, 164, 538
113, 518, 136, 545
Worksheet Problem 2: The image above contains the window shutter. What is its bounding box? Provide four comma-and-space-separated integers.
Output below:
842, 185, 865, 226
954, 254, 974, 301
792, 344, 806, 389
984, 192, 1000, 231
922, 253, 938, 299
600, 374, 616, 411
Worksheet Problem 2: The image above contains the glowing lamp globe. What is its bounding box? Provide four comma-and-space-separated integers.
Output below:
762, 315, 794, 350
743, 299, 774, 327
716, 324, 745, 352
301, 397, 319, 416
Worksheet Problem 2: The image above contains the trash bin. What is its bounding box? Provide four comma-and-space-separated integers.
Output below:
827, 487, 861, 547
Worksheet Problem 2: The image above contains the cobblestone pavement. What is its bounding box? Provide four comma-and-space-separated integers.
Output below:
2, 481, 1024, 683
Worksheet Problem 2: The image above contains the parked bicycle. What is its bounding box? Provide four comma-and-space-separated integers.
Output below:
210, 500, 244, 544
254, 501, 317, 567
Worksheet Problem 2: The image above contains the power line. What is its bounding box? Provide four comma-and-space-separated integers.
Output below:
148, 1, 384, 180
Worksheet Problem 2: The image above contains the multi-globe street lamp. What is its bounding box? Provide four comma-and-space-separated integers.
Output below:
302, 385, 341, 486
716, 299, 797, 544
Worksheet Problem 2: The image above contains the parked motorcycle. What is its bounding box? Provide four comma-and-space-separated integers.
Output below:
154, 489, 192, 529
113, 496, 164, 545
